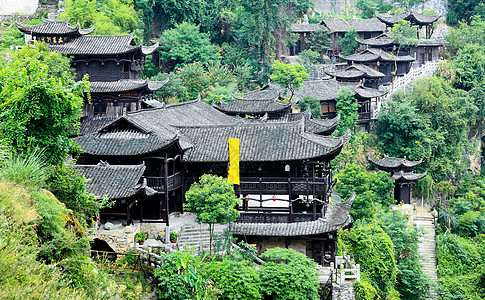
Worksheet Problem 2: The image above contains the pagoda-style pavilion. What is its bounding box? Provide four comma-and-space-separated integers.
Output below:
17, 18, 167, 117
339, 48, 414, 84
328, 64, 385, 89
369, 156, 427, 204
214, 96, 292, 118
376, 11, 440, 39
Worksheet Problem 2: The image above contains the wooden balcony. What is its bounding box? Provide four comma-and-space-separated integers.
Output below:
357, 112, 371, 123
145, 171, 183, 193
237, 211, 321, 223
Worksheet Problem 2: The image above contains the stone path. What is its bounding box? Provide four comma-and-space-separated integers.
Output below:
414, 211, 438, 299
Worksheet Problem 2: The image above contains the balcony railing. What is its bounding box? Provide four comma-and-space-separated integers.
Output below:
236, 212, 322, 223
145, 171, 183, 192
185, 176, 330, 196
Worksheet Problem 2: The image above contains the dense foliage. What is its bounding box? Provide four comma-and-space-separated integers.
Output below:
297, 96, 322, 118
335, 87, 359, 135
338, 30, 359, 56
270, 61, 309, 100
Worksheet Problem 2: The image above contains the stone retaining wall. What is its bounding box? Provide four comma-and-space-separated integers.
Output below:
332, 282, 355, 300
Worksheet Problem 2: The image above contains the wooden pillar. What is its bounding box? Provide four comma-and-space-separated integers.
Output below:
164, 153, 170, 226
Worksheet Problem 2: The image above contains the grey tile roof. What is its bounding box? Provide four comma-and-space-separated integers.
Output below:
243, 88, 280, 101
356, 33, 395, 47
330, 64, 385, 79
76, 161, 146, 199
353, 85, 388, 99
390, 171, 428, 181
290, 23, 323, 33
368, 156, 422, 169
229, 192, 355, 236
74, 130, 177, 156
417, 38, 449, 46
376, 11, 439, 26
214, 97, 291, 115
89, 78, 168, 93
321, 18, 385, 33
269, 110, 340, 135
49, 33, 157, 56
16, 18, 94, 36
80, 117, 118, 135
340, 48, 415, 62
177, 121, 350, 163
293, 80, 343, 102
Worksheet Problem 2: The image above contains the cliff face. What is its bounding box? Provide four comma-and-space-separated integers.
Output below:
313, 0, 357, 14
0, 0, 40, 15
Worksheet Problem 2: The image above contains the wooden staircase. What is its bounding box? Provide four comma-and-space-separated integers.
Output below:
414, 212, 438, 299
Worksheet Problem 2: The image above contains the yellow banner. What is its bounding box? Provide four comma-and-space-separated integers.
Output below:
228, 138, 240, 185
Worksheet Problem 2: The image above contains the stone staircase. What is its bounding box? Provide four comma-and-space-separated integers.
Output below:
414, 212, 439, 299
176, 224, 226, 252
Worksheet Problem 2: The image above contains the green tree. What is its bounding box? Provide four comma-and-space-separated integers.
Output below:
158, 22, 221, 71
296, 49, 322, 73
335, 163, 395, 220
356, 0, 393, 19
452, 43, 485, 91
185, 174, 240, 254
270, 61, 309, 101
306, 28, 331, 58
446, 0, 485, 25
61, 0, 138, 35
335, 87, 358, 135
338, 30, 359, 56
339, 222, 398, 299
297, 96, 322, 118
259, 248, 319, 300
0, 44, 85, 165
446, 16, 485, 56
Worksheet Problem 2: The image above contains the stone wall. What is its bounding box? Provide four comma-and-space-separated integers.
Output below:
89, 222, 166, 253
332, 282, 355, 300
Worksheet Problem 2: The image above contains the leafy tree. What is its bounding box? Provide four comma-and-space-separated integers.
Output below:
296, 49, 322, 73
0, 44, 85, 165
185, 174, 240, 254
452, 43, 485, 91
339, 222, 398, 299
61, 0, 139, 35
159, 22, 221, 71
297, 96, 322, 118
270, 61, 309, 100
259, 248, 319, 300
446, 16, 485, 56
335, 87, 358, 135
447, 0, 485, 25
306, 28, 331, 58
356, 0, 393, 19
335, 163, 395, 220
338, 30, 359, 56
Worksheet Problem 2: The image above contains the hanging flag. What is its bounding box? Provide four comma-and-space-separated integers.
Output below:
228, 138, 240, 185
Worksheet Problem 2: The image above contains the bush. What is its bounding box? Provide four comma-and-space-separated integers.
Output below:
259, 248, 319, 300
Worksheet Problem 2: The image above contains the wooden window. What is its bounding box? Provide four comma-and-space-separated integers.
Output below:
364, 33, 371, 39
321, 101, 336, 114
120, 62, 130, 72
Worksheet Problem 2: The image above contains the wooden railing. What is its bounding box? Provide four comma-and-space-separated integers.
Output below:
145, 171, 183, 192
237, 212, 321, 223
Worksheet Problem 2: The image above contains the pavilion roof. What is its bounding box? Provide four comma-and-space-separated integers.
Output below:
274, 110, 340, 135
368, 156, 422, 169
229, 192, 354, 236
214, 96, 291, 115
49, 33, 158, 56
391, 171, 428, 182
340, 48, 415, 63
321, 18, 385, 33
376, 11, 440, 26
176, 121, 350, 163
353, 84, 388, 99
356, 32, 395, 47
330, 64, 385, 80
76, 161, 151, 199
80, 117, 118, 135
16, 18, 94, 36
89, 78, 169, 93
290, 23, 323, 33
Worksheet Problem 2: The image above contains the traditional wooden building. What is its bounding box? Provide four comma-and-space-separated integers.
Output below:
369, 156, 427, 204
17, 18, 167, 117
214, 94, 292, 118
289, 23, 323, 56
321, 18, 386, 55
376, 11, 440, 39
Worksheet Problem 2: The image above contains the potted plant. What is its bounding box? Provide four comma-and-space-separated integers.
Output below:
135, 231, 148, 245
170, 232, 179, 243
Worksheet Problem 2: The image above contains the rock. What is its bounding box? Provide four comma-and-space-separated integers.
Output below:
104, 222, 114, 230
